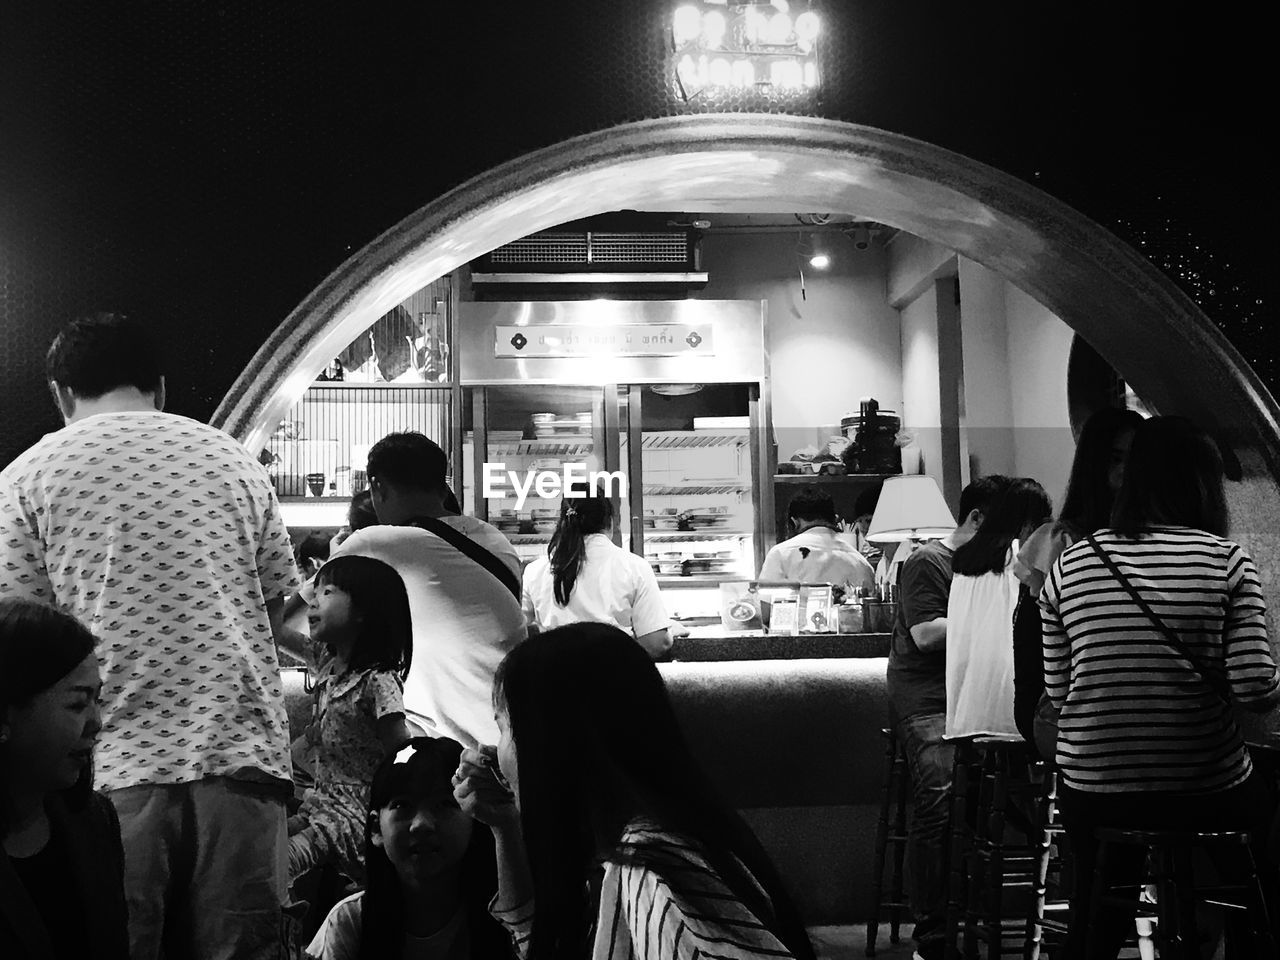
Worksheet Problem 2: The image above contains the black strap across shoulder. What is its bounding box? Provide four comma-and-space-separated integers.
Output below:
1085, 533, 1232, 704
408, 515, 521, 600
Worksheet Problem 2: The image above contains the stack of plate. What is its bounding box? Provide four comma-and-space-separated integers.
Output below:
531, 411, 593, 438
530, 506, 557, 535
494, 509, 521, 536
681, 508, 731, 530
685, 550, 737, 574
648, 508, 682, 530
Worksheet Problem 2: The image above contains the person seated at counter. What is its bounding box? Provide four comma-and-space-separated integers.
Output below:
886, 473, 1009, 960
759, 488, 876, 593
521, 482, 674, 659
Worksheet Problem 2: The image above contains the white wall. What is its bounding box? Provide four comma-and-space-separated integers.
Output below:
899, 282, 944, 487
895, 251, 1075, 506
958, 257, 1015, 479
1005, 282, 1076, 506
697, 232, 902, 460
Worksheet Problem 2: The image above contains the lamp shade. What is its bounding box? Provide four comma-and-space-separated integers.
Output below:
866, 475, 956, 542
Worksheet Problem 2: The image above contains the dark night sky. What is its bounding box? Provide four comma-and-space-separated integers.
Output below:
0, 3, 1275, 463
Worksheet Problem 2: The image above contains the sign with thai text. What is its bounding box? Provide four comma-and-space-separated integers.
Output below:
494, 324, 714, 359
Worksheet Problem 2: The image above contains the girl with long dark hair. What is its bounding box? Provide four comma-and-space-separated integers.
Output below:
1010, 407, 1143, 749
289, 555, 413, 886
945, 478, 1053, 737
521, 483, 673, 658
452, 622, 816, 960
305, 736, 510, 959
1042, 416, 1280, 957
1, 598, 129, 960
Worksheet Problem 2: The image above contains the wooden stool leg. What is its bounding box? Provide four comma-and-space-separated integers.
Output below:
1084, 838, 1112, 959
865, 732, 895, 957
1241, 845, 1278, 956
889, 749, 909, 944
1150, 843, 1196, 960
974, 750, 1004, 960
1023, 769, 1053, 960
944, 745, 973, 960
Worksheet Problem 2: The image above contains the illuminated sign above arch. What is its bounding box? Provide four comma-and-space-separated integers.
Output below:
671, 1, 821, 101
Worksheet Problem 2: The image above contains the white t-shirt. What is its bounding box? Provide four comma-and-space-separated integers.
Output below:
759, 525, 876, 589
306, 891, 468, 960
521, 534, 672, 639
324, 519, 526, 747
0, 411, 301, 791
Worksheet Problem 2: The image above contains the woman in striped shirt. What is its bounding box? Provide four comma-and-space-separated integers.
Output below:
1040, 416, 1280, 958
452, 622, 815, 960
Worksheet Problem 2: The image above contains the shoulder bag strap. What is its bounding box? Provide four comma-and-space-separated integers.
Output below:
409, 516, 522, 600
1085, 533, 1232, 703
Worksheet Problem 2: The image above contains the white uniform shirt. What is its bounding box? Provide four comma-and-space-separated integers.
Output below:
759, 525, 876, 589
0, 411, 300, 791
522, 533, 672, 639
324, 519, 525, 747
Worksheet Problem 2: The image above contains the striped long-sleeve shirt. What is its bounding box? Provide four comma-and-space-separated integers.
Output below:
491, 821, 797, 959
1040, 526, 1280, 794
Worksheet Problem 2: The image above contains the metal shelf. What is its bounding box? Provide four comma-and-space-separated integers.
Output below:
644, 483, 751, 496
645, 530, 749, 543
773, 473, 893, 484
657, 574, 747, 586
641, 430, 747, 450
306, 381, 451, 391
487, 437, 595, 457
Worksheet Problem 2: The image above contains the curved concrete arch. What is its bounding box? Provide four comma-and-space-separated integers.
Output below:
212, 113, 1280, 488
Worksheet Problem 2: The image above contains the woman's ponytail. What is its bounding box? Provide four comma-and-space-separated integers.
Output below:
549, 482, 613, 605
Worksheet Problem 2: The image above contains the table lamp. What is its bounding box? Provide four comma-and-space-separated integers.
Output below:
866, 475, 956, 542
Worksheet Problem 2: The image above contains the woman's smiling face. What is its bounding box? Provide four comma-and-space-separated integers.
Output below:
3, 652, 102, 794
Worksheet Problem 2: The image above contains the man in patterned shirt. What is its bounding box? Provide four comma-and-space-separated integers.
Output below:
0, 313, 301, 960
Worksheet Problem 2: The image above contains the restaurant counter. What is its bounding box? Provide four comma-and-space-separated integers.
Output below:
283, 633, 893, 925
668, 630, 889, 661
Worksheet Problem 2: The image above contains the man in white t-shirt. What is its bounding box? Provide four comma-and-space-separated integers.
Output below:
759, 487, 876, 591
0, 313, 301, 960
324, 432, 526, 747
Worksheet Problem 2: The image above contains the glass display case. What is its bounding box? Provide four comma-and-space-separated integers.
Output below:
462, 384, 617, 562
624, 383, 759, 583
463, 382, 764, 580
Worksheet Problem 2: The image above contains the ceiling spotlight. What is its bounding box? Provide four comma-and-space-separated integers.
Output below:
809, 253, 831, 269
852, 226, 871, 250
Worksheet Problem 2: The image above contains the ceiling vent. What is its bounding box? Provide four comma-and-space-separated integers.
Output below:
472, 230, 707, 286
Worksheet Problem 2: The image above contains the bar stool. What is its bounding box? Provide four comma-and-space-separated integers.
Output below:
944, 737, 981, 960
1087, 829, 1276, 960
865, 726, 910, 956
945, 734, 1039, 960
1023, 763, 1069, 960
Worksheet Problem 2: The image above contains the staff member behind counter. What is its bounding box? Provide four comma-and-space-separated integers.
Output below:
522, 483, 675, 659
760, 487, 877, 592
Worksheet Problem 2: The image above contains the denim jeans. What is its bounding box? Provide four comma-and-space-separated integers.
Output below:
896, 711, 956, 948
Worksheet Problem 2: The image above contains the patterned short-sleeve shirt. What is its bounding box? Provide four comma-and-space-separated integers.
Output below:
312, 660, 405, 786
0, 411, 301, 791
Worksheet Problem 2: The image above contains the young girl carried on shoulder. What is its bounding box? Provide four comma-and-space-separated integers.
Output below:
1, 598, 129, 960
305, 736, 510, 960
289, 555, 413, 887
